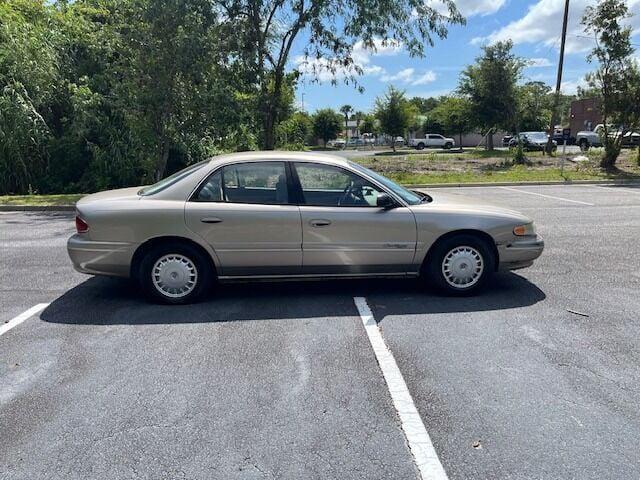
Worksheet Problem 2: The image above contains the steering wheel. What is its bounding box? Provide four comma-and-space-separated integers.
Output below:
338, 180, 366, 206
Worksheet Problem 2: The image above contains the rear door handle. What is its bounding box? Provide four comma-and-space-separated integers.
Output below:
310, 219, 331, 227
200, 217, 223, 224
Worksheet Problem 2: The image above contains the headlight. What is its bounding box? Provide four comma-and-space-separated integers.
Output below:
513, 223, 536, 236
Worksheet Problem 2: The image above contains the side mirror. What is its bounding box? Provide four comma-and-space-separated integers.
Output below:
376, 192, 396, 209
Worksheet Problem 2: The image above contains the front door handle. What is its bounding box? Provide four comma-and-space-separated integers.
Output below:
200, 217, 223, 224
310, 219, 331, 227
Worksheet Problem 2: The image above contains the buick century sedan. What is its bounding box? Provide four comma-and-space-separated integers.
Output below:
68, 152, 544, 304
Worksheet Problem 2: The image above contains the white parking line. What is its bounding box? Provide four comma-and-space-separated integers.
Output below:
0, 303, 49, 337
498, 186, 594, 205
354, 297, 448, 480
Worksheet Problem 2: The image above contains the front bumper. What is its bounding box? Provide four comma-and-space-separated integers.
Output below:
497, 235, 544, 271
67, 234, 136, 278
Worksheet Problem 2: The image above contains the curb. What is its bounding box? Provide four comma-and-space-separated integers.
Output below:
0, 205, 76, 212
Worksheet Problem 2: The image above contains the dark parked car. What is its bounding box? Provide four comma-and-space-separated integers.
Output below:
508, 132, 557, 152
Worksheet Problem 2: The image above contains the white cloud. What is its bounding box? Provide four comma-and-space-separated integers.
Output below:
427, 0, 507, 17
381, 68, 415, 82
294, 37, 401, 82
412, 70, 438, 85
380, 68, 437, 85
526, 57, 553, 68
473, 0, 640, 54
560, 76, 588, 94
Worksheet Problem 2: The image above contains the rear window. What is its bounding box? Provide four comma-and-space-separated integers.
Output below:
139, 161, 208, 196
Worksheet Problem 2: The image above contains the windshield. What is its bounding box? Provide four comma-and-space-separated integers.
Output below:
348, 161, 423, 205
139, 161, 208, 196
522, 132, 548, 142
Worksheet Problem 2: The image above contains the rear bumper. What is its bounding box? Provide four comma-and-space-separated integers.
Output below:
67, 234, 136, 278
497, 235, 544, 271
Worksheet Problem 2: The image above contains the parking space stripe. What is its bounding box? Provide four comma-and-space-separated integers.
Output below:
0, 303, 49, 337
354, 297, 448, 480
498, 186, 594, 205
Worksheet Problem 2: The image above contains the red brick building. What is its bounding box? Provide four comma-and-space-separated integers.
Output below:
569, 98, 602, 137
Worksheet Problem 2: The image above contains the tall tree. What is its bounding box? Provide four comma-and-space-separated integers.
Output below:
312, 108, 342, 147
430, 97, 474, 147
374, 86, 411, 152
582, 0, 640, 168
340, 104, 352, 141
354, 110, 364, 136
516, 81, 553, 132
214, 0, 464, 149
458, 41, 525, 150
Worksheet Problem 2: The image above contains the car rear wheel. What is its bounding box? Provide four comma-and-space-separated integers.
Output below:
416, 142, 425, 150
424, 234, 495, 295
139, 242, 212, 304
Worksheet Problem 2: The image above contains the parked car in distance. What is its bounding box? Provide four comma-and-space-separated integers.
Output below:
68, 152, 544, 304
328, 138, 346, 148
346, 137, 365, 147
576, 124, 640, 151
502, 135, 513, 147
392, 136, 405, 147
409, 134, 455, 150
508, 132, 557, 151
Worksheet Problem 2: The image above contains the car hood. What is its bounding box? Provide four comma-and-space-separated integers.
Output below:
411, 191, 530, 221
77, 186, 143, 207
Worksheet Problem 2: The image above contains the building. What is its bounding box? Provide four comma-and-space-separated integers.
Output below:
569, 98, 602, 137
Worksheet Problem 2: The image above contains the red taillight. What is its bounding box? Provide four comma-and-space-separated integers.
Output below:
75, 216, 89, 233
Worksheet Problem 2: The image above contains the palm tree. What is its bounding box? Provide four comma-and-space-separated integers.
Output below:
339, 105, 352, 144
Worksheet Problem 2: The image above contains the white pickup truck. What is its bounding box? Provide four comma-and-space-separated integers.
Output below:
576, 124, 640, 151
409, 134, 455, 150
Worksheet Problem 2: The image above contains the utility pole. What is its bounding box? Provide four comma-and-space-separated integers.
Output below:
546, 0, 570, 154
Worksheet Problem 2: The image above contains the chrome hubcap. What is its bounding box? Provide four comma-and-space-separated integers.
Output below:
152, 254, 198, 298
442, 246, 484, 288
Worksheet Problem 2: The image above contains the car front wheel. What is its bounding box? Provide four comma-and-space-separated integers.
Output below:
139, 242, 212, 304
444, 142, 453, 149
425, 234, 495, 295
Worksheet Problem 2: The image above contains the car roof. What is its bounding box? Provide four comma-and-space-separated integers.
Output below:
206, 150, 350, 168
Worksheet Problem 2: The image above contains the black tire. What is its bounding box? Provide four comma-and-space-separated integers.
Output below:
444, 142, 453, 150
579, 139, 589, 152
416, 142, 425, 150
139, 242, 213, 304
424, 234, 495, 296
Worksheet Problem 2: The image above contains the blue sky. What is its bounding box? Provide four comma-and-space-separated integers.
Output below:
292, 0, 640, 113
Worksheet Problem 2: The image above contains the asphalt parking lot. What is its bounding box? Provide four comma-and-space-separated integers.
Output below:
2, 184, 640, 480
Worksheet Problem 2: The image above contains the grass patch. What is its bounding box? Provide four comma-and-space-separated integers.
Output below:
0, 194, 84, 206
386, 166, 640, 185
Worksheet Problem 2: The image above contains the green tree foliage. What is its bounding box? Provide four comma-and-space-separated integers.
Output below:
582, 0, 640, 168
430, 97, 474, 146
359, 114, 378, 135
516, 81, 553, 132
374, 86, 411, 152
312, 109, 342, 147
458, 41, 525, 150
0, 0, 266, 194
276, 111, 312, 148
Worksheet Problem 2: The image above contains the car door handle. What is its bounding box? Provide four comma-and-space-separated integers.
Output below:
310, 219, 331, 227
200, 217, 223, 224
